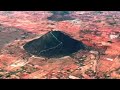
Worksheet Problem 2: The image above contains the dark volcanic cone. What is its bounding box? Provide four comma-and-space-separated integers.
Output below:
48, 11, 74, 21
47, 15, 74, 21
23, 31, 86, 58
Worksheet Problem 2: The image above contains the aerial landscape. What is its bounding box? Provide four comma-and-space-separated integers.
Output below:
0, 11, 120, 79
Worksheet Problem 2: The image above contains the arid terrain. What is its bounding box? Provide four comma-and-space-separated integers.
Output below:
0, 11, 120, 79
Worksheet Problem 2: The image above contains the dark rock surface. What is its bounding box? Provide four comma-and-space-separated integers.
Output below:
23, 31, 86, 58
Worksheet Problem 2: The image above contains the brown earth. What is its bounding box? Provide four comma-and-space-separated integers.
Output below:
0, 11, 119, 79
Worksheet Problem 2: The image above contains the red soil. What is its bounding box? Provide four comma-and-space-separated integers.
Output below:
0, 11, 119, 79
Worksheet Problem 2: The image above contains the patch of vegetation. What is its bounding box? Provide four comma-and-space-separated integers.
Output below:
79, 74, 84, 79
85, 69, 96, 77
94, 20, 102, 23
1, 11, 13, 16
96, 72, 111, 79
80, 30, 93, 34
0, 69, 5, 72
70, 51, 88, 66
107, 41, 113, 43
106, 15, 113, 19
103, 73, 111, 79
115, 68, 120, 74
80, 30, 102, 36
5, 73, 11, 78
0, 74, 3, 77
108, 21, 117, 26
95, 11, 103, 14
94, 30, 102, 36
4, 68, 26, 78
